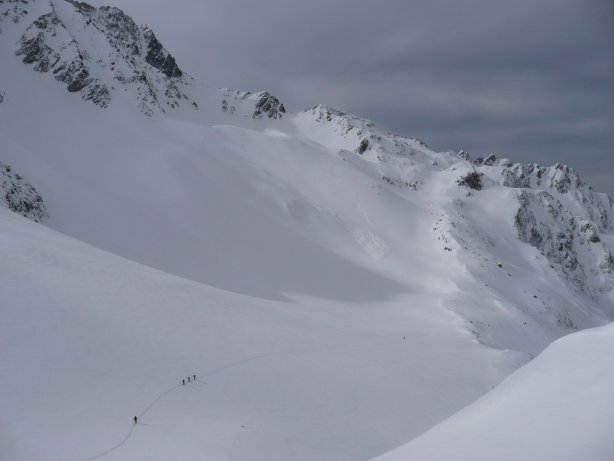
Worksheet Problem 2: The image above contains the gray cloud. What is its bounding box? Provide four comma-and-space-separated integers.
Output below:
91, 0, 614, 194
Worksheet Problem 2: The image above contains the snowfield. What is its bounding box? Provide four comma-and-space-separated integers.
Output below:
0, 207, 514, 460
374, 322, 614, 461
1, 0, 614, 459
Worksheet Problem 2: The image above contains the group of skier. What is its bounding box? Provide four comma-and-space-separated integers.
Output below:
132, 374, 198, 424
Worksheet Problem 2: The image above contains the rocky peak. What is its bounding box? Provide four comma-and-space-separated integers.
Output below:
219, 89, 286, 120
449, 149, 471, 161
549, 163, 582, 193
13, 0, 193, 114
252, 91, 285, 119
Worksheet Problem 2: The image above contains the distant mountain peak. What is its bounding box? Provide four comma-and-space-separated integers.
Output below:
11, 0, 193, 114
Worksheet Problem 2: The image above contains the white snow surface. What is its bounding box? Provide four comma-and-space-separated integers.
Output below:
0, 207, 512, 460
1, 1, 614, 460
373, 322, 614, 461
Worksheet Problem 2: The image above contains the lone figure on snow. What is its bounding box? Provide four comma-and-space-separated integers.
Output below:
193, 375, 196, 380
188, 376, 191, 383
182, 379, 185, 385
133, 416, 138, 424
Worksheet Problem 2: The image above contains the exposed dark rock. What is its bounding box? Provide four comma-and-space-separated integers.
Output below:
15, 13, 58, 65
253, 92, 285, 119
501, 163, 545, 189
96, 6, 141, 55
0, 90, 4, 103
64, 0, 96, 14
452, 150, 470, 161
550, 163, 581, 193
0, 162, 48, 222
16, 10, 112, 108
142, 26, 182, 78
473, 157, 483, 166
457, 171, 483, 191
580, 221, 601, 243
483, 154, 497, 166
356, 138, 369, 155
13, 0, 193, 113
513, 190, 614, 298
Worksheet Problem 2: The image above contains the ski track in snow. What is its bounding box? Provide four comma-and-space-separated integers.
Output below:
81, 335, 405, 461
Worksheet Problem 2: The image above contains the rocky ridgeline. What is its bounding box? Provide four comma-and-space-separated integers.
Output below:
303, 105, 439, 190
444, 150, 614, 305
221, 90, 286, 119
515, 190, 614, 301
6, 0, 287, 119
450, 152, 613, 234
0, 161, 48, 222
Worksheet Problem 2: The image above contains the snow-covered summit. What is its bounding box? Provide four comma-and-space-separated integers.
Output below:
6, 0, 193, 113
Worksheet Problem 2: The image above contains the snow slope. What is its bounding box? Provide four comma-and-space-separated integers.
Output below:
373, 322, 614, 461
0, 207, 514, 461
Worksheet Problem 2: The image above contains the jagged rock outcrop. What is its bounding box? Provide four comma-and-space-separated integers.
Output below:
142, 26, 182, 78
483, 154, 497, 166
515, 190, 613, 300
0, 162, 48, 222
220, 89, 287, 120
472, 159, 613, 234
450, 149, 471, 161
16, 10, 112, 107
497, 162, 582, 193
252, 91, 285, 119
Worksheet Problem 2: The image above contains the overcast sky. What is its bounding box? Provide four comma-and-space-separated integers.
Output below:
93, 0, 613, 194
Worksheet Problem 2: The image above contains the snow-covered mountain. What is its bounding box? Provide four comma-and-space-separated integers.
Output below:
1, 1, 613, 459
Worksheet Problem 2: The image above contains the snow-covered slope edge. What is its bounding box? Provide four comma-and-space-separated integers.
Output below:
372, 322, 614, 461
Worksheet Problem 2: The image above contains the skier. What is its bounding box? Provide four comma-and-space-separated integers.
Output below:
182, 379, 185, 385
193, 375, 196, 381
133, 416, 138, 424
188, 376, 191, 383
